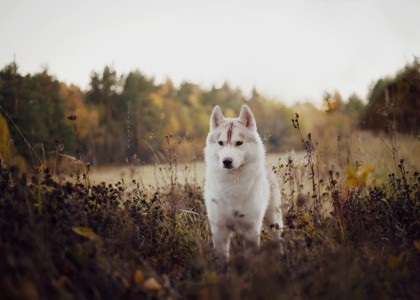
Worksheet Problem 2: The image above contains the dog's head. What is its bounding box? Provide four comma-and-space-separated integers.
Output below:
207, 105, 260, 170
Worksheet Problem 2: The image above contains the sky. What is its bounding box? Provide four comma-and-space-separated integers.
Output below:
1, 0, 419, 106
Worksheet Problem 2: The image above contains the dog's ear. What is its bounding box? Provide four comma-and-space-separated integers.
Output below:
210, 105, 224, 130
239, 105, 256, 130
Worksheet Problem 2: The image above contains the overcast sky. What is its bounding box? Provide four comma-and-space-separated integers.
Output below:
1, 0, 419, 105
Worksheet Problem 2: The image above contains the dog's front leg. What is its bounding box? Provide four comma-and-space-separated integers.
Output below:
212, 227, 232, 268
243, 228, 260, 258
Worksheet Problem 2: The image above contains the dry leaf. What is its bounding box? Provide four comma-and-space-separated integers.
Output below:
52, 276, 70, 288
23, 281, 40, 300
387, 253, 404, 270
413, 240, 420, 251
134, 269, 145, 284
71, 226, 102, 244
121, 276, 130, 289
143, 277, 163, 292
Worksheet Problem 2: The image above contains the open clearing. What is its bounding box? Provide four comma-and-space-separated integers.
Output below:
86, 152, 304, 188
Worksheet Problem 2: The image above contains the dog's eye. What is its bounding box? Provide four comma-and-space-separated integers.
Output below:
218, 141, 224, 146
236, 141, 243, 146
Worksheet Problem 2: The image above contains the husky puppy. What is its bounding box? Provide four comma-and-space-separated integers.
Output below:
204, 105, 283, 263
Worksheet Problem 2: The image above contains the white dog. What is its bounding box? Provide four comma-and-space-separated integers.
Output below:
204, 105, 283, 263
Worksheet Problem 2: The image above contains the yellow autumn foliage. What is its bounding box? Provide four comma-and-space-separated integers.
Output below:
60, 84, 100, 139
0, 114, 11, 153
344, 164, 374, 190
0, 114, 26, 170
149, 92, 165, 109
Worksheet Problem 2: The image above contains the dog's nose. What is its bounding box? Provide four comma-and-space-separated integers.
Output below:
223, 158, 233, 169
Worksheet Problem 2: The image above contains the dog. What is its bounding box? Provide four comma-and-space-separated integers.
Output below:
204, 105, 283, 263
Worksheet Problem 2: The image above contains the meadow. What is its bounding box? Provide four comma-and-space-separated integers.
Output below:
1, 126, 419, 299
86, 153, 303, 188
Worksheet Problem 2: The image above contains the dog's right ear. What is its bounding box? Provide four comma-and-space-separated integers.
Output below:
210, 105, 224, 130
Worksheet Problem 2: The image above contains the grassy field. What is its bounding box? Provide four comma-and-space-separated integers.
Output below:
86, 153, 303, 187
85, 130, 419, 219
84, 130, 419, 187
0, 130, 419, 299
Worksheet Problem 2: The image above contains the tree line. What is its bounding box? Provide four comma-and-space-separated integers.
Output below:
0, 59, 418, 170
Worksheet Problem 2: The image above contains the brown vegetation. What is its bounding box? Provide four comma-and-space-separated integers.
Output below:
0, 131, 418, 299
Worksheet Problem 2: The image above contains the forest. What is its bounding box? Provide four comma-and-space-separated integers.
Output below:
1, 59, 418, 171
0, 59, 419, 299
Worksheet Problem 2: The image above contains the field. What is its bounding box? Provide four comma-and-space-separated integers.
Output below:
86, 153, 302, 188
0, 131, 419, 299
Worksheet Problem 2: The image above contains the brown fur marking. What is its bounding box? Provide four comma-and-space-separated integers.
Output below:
227, 123, 234, 143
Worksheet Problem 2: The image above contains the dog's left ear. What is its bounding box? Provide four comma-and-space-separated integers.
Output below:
210, 105, 224, 131
239, 105, 256, 130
